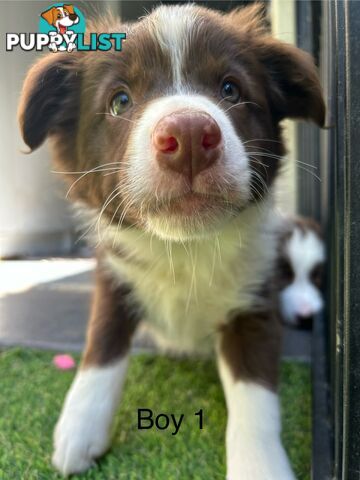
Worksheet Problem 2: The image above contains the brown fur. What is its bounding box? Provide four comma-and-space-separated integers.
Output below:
220, 308, 282, 390
82, 265, 140, 367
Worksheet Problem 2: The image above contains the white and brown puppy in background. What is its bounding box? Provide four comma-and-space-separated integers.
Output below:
18, 4, 325, 479
277, 217, 325, 329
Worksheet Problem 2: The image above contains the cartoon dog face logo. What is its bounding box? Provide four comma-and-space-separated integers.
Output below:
40, 4, 79, 52
41, 4, 79, 35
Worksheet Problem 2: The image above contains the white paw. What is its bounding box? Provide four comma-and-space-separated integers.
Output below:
48, 43, 57, 52
67, 42, 76, 52
52, 362, 128, 476
52, 405, 110, 476
226, 428, 296, 480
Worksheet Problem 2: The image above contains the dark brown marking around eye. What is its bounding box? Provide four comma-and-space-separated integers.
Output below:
278, 257, 294, 284
310, 263, 323, 288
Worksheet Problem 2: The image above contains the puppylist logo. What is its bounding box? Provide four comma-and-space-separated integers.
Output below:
6, 3, 126, 52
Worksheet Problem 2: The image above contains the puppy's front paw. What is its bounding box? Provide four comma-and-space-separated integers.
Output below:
52, 407, 110, 476
52, 362, 128, 475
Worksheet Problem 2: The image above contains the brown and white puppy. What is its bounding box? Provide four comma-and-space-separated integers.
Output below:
18, 4, 325, 479
278, 217, 325, 329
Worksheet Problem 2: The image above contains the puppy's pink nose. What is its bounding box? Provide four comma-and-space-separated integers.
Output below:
297, 303, 313, 318
152, 112, 222, 179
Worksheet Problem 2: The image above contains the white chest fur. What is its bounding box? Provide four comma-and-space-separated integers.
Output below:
102, 203, 278, 354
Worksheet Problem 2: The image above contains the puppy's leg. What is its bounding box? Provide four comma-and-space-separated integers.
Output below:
52, 268, 139, 476
218, 312, 296, 480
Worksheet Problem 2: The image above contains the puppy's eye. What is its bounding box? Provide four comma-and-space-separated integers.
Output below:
278, 258, 294, 283
57, 14, 62, 18
110, 91, 132, 116
310, 264, 323, 288
221, 80, 241, 103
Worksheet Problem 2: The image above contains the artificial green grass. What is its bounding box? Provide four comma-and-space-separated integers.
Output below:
0, 349, 311, 480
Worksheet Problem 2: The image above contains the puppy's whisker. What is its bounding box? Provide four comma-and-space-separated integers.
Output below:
113, 197, 136, 242
64, 164, 124, 197
216, 96, 230, 108
296, 164, 322, 182
295, 160, 318, 169
165, 239, 176, 284
96, 186, 123, 239
224, 101, 262, 113
52, 162, 123, 176
243, 138, 283, 145
95, 112, 137, 124
107, 193, 131, 229
103, 170, 122, 176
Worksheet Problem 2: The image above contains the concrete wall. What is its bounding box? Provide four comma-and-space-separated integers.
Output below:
271, 0, 297, 215
0, 2, 74, 257
0, 1, 120, 258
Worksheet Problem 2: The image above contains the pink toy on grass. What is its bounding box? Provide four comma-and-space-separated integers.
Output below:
53, 354, 76, 370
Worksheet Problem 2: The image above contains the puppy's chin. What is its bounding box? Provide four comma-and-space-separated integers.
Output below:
144, 200, 244, 241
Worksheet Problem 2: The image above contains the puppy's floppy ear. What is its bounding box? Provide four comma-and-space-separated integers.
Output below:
257, 39, 325, 126
228, 3, 270, 37
64, 5, 75, 15
41, 7, 57, 26
18, 54, 80, 151
228, 3, 325, 127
